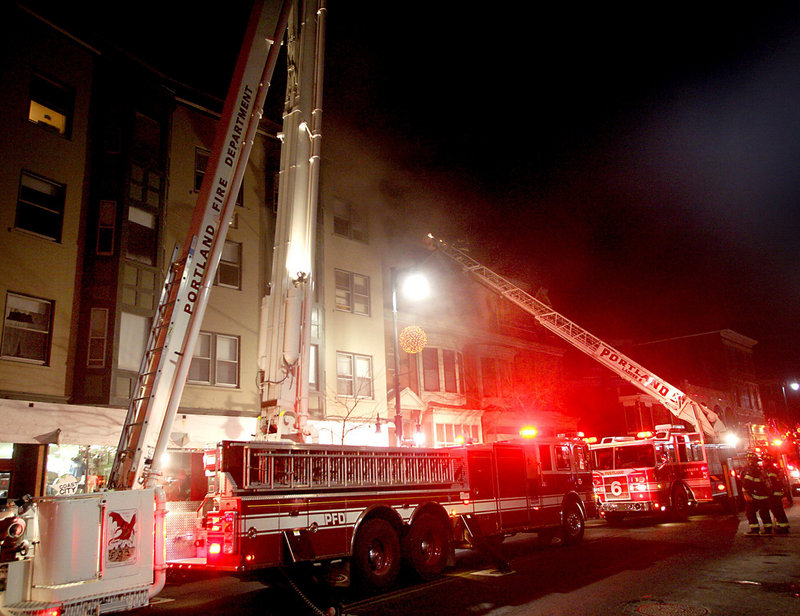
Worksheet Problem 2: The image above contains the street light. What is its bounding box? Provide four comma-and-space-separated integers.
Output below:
391, 266, 430, 445
781, 379, 800, 418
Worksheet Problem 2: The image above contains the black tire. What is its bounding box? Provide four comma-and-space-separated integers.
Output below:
671, 483, 690, 521
404, 513, 450, 581
561, 501, 585, 546
352, 518, 401, 592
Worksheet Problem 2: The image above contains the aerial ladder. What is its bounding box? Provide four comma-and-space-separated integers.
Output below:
426, 234, 727, 441
108, 0, 294, 490
1, 3, 298, 616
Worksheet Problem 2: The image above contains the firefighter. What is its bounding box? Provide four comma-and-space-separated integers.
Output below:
741, 452, 772, 535
762, 454, 790, 534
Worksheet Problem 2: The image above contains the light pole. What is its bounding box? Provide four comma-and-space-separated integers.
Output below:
781, 380, 799, 418
390, 267, 430, 446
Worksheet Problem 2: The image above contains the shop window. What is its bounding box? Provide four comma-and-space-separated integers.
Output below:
28, 73, 73, 137
45, 445, 116, 495
16, 171, 66, 242
188, 332, 239, 387
1, 292, 53, 364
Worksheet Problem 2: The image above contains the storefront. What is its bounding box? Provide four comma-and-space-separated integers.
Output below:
0, 398, 257, 500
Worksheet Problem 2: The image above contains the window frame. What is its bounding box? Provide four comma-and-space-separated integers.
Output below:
213, 240, 242, 290
336, 351, 374, 399
1, 292, 54, 365
28, 73, 74, 138
188, 331, 240, 388
194, 147, 243, 206
334, 269, 370, 316
332, 197, 368, 243
16, 170, 66, 242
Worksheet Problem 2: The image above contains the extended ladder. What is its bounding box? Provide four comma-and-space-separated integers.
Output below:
108, 0, 293, 490
427, 233, 725, 439
108, 248, 192, 489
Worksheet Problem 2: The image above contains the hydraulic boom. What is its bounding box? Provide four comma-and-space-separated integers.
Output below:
427, 233, 726, 440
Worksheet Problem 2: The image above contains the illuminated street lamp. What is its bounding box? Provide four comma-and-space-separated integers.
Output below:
781, 379, 800, 417
391, 266, 430, 445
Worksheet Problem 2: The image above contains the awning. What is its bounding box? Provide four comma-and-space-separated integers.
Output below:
0, 399, 257, 449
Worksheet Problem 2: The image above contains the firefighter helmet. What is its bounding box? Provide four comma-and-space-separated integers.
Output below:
762, 453, 775, 464
746, 452, 760, 464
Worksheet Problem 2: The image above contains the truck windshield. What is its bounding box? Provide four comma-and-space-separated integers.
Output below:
615, 444, 656, 469
592, 448, 614, 470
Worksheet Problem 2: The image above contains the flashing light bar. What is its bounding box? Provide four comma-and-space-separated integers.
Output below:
636, 431, 654, 439
520, 426, 538, 439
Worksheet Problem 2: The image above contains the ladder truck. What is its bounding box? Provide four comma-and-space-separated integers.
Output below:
426, 234, 732, 519
0, 2, 293, 614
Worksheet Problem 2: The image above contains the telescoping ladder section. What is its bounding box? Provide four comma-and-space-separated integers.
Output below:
226, 443, 468, 492
108, 247, 192, 489
426, 233, 723, 439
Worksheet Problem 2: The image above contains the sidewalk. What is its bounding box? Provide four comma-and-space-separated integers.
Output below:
680, 502, 800, 615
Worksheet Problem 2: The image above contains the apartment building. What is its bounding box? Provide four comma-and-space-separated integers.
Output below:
0, 4, 570, 497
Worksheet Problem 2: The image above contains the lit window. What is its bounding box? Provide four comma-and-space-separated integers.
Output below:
28, 73, 73, 137
1, 292, 53, 364
188, 332, 239, 387
332, 198, 368, 243
16, 171, 66, 242
336, 352, 373, 398
117, 312, 150, 372
335, 269, 369, 316
214, 241, 242, 289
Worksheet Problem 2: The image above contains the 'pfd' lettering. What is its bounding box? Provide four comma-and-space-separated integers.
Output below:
323, 512, 346, 526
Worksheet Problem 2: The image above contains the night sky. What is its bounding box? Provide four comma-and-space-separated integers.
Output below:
24, 1, 800, 376
321, 2, 800, 377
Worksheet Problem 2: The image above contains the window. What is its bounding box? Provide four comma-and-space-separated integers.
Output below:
332, 198, 368, 242
309, 344, 319, 391
334, 270, 369, 315
194, 147, 243, 206
117, 312, 150, 372
16, 171, 66, 242
213, 241, 242, 289
87, 308, 109, 368
96, 200, 116, 255
28, 73, 73, 137
336, 352, 373, 398
442, 349, 458, 393
422, 347, 440, 391
1, 293, 53, 364
126, 164, 161, 265
555, 446, 571, 471
188, 332, 240, 387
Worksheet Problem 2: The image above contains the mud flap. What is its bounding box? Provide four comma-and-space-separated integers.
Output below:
283, 529, 315, 563
459, 514, 511, 573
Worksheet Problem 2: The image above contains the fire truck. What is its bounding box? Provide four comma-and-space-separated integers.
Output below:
166, 435, 595, 590
426, 235, 734, 522
1, 1, 295, 614
588, 425, 737, 521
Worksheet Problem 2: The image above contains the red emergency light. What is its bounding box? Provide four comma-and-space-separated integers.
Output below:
520, 426, 538, 439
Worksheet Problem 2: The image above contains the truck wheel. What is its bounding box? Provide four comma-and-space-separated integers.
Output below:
405, 513, 450, 580
561, 501, 585, 546
671, 483, 690, 521
352, 518, 400, 592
